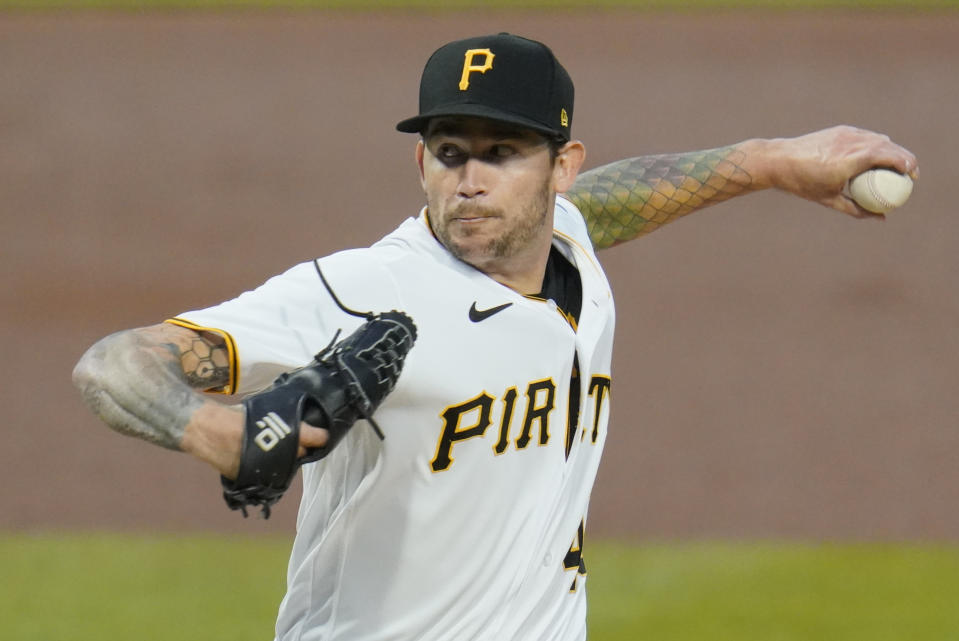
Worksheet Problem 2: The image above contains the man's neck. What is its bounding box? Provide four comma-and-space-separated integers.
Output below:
476, 235, 553, 295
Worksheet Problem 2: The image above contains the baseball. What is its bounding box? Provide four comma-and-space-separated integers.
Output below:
848, 168, 914, 214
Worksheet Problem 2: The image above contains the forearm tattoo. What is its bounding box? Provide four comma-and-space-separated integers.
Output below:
73, 327, 231, 451
565, 145, 753, 249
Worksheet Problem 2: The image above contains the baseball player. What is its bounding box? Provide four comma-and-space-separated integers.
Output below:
74, 33, 917, 641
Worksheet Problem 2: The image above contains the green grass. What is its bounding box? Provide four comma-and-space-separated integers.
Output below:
1, 533, 292, 641
587, 541, 959, 640
3, 0, 959, 10
3, 534, 958, 640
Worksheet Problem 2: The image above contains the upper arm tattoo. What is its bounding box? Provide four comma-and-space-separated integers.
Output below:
565, 145, 754, 249
173, 332, 232, 391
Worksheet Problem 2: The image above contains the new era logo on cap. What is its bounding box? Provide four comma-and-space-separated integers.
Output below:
396, 33, 575, 142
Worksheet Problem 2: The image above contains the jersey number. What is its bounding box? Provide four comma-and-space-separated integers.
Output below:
564, 519, 588, 592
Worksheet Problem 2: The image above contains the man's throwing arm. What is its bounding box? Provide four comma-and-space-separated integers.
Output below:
566, 125, 919, 250
567, 144, 753, 249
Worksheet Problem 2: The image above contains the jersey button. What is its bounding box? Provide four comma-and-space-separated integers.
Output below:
543, 552, 553, 566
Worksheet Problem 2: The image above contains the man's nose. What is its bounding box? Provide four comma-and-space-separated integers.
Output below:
457, 158, 489, 198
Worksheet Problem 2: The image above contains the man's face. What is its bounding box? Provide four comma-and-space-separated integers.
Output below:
417, 117, 558, 279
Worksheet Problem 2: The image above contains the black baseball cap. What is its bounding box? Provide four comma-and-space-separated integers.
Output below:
396, 33, 574, 142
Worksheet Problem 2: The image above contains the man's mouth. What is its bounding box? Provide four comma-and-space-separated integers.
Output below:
451, 206, 500, 223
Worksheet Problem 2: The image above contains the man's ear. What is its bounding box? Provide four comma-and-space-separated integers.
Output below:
415, 140, 427, 189
552, 141, 586, 193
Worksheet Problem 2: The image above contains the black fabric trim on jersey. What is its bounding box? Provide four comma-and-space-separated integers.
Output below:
536, 245, 583, 326
535, 245, 584, 462
313, 259, 375, 320
565, 353, 580, 460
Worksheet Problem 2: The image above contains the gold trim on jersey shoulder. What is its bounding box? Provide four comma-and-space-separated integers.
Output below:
164, 317, 240, 395
553, 228, 602, 277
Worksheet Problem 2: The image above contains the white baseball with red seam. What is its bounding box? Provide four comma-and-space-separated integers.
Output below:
848, 168, 914, 214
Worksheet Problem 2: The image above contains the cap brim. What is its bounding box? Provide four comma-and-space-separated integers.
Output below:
396, 103, 568, 141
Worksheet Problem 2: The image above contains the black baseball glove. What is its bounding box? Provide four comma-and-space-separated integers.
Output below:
221, 310, 417, 518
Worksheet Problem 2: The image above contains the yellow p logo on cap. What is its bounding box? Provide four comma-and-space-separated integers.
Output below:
459, 48, 495, 91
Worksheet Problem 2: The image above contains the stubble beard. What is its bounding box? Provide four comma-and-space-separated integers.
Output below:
431, 180, 554, 271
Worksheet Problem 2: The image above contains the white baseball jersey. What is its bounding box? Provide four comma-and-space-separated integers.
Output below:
172, 196, 615, 641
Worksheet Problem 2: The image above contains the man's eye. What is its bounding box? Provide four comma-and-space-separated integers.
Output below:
489, 145, 516, 159
436, 144, 465, 163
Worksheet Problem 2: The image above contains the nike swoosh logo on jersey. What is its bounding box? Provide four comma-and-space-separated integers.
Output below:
469, 302, 513, 322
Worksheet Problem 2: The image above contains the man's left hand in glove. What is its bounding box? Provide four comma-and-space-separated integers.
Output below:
221, 310, 418, 518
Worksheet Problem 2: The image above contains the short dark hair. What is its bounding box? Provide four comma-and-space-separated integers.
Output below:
547, 137, 564, 163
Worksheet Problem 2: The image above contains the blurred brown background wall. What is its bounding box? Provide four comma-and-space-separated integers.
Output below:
2, 11, 956, 539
